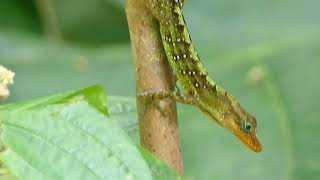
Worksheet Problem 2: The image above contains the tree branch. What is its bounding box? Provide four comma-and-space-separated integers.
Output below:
125, 0, 184, 174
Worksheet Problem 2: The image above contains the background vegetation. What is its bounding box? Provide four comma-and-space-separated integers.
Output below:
1, 0, 319, 179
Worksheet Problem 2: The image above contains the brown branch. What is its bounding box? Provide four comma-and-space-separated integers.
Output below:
125, 0, 184, 174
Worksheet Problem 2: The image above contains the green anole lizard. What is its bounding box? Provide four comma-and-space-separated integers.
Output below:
143, 0, 262, 152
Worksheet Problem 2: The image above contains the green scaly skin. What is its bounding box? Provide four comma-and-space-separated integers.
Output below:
145, 0, 262, 152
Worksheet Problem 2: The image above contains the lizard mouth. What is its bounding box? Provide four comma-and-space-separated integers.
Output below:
242, 136, 262, 152
236, 130, 262, 153
199, 108, 262, 152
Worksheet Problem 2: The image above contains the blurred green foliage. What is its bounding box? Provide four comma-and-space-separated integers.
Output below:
0, 0, 319, 179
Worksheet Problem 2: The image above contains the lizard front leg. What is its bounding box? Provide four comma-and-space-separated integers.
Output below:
138, 90, 197, 106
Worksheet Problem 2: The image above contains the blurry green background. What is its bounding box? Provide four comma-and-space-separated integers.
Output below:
1, 0, 319, 179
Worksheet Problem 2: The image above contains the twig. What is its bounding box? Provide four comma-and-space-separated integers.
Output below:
125, 0, 184, 174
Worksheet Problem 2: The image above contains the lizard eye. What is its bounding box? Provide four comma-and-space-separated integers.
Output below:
243, 122, 252, 133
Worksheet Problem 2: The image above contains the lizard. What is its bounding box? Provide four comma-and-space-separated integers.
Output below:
143, 0, 262, 152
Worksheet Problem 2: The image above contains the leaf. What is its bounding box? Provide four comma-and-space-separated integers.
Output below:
0, 101, 152, 180
107, 96, 139, 144
139, 148, 181, 180
0, 85, 108, 116
0, 87, 182, 179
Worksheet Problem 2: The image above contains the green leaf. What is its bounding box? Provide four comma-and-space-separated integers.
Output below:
0, 88, 181, 179
139, 148, 181, 180
0, 85, 108, 116
0, 101, 152, 180
107, 96, 139, 144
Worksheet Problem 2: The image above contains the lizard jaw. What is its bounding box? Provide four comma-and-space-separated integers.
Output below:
234, 129, 262, 153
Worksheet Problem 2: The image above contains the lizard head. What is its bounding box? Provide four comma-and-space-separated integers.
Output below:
223, 102, 262, 152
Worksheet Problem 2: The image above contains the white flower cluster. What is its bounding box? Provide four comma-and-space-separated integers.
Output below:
0, 65, 15, 100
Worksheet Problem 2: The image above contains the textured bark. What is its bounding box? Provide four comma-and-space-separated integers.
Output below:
126, 0, 184, 174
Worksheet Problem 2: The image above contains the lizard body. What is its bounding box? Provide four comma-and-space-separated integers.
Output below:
146, 0, 262, 152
